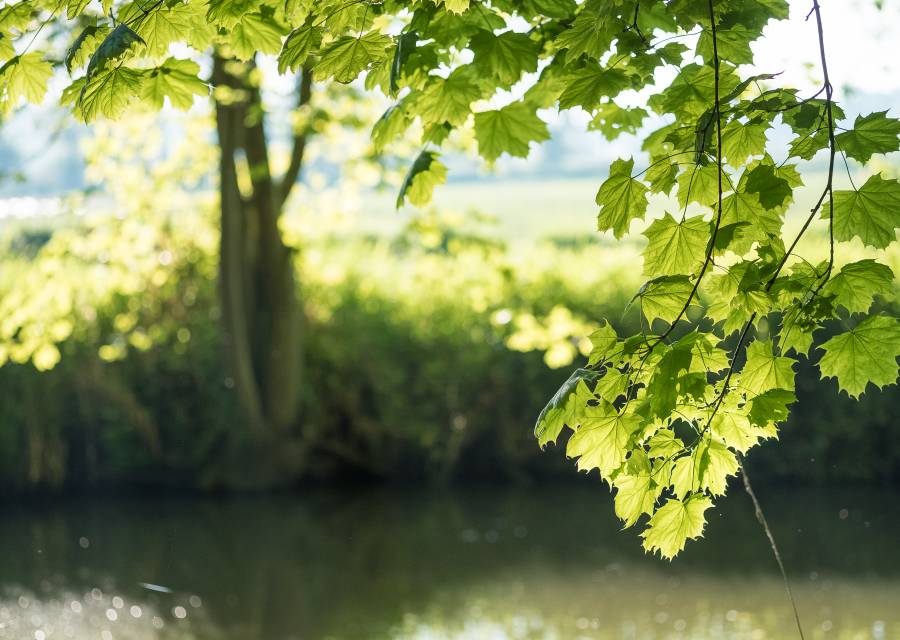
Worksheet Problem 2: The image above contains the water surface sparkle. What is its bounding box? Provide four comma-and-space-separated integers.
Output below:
2, 485, 897, 639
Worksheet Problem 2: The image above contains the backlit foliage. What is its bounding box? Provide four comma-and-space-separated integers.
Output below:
1, 0, 899, 557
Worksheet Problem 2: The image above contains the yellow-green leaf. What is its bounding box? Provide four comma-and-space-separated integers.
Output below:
641, 494, 712, 560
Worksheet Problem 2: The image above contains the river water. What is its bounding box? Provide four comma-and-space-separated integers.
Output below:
1, 484, 897, 639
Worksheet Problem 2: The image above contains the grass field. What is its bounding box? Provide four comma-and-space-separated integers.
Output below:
356, 169, 900, 281
363, 171, 855, 238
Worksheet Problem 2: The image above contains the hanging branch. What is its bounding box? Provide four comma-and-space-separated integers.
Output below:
811, 0, 837, 289
741, 463, 806, 640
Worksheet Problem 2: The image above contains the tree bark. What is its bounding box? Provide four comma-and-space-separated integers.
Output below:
212, 55, 267, 434
212, 55, 305, 435
242, 79, 301, 433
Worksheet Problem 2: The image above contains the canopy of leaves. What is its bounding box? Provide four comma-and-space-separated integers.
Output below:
2, 0, 898, 560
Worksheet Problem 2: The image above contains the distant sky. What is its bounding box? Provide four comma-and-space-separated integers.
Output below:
2, 0, 899, 197
757, 0, 900, 96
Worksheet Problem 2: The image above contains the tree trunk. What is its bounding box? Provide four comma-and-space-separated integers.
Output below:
212, 55, 301, 435
242, 81, 301, 433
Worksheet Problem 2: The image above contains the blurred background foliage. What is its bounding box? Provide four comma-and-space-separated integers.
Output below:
1, 104, 899, 494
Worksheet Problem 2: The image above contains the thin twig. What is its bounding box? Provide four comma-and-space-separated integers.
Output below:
648, 2, 725, 347
629, 1, 646, 42
740, 463, 806, 640
812, 0, 836, 287
772, 0, 836, 298
840, 151, 857, 190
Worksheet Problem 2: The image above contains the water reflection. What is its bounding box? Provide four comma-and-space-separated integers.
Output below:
1, 484, 898, 639
0, 587, 207, 639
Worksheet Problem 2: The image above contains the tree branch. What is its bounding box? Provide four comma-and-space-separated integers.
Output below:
643, 4, 725, 350
811, 0, 836, 287
277, 67, 314, 208
212, 53, 267, 434
741, 463, 806, 640
766, 0, 836, 296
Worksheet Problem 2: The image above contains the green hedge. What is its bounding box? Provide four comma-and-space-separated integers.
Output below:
0, 212, 897, 492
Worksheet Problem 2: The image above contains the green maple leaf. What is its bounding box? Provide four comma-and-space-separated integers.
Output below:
649, 63, 738, 119
589, 102, 647, 139
143, 58, 207, 110
66, 0, 91, 19
778, 304, 818, 357
230, 11, 285, 61
781, 97, 843, 132
711, 410, 758, 453
206, 0, 262, 28
647, 344, 693, 418
415, 69, 482, 126
634, 275, 694, 325
595, 368, 629, 403
748, 388, 795, 428
789, 128, 829, 160
645, 160, 679, 194
534, 369, 601, 447
823, 259, 895, 314
83, 23, 145, 84
119, 1, 193, 58
371, 104, 409, 152
744, 163, 791, 210
614, 472, 660, 528
0, 34, 14, 62
641, 494, 712, 560
687, 332, 730, 373
722, 119, 768, 166
558, 66, 631, 111
65, 25, 110, 73
278, 25, 323, 74
396, 150, 447, 208
696, 23, 756, 65
587, 322, 618, 366
79, 66, 145, 121
389, 30, 417, 95
720, 188, 780, 252
0, 2, 33, 32
831, 174, 900, 249
314, 32, 391, 83
676, 164, 720, 209
0, 53, 52, 105
596, 158, 649, 238
470, 31, 538, 86
647, 429, 683, 458
439, 0, 469, 13
670, 436, 737, 498
181, 0, 217, 51
835, 111, 900, 162
818, 315, 900, 398
566, 399, 643, 477
555, 9, 617, 61
612, 451, 662, 528
741, 339, 795, 396
474, 102, 549, 163
697, 437, 739, 495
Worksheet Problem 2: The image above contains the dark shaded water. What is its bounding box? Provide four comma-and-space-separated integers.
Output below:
1, 484, 898, 639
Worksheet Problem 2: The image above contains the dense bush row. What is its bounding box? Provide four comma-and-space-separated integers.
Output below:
1, 204, 897, 493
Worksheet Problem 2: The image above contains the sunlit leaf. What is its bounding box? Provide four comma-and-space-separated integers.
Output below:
818, 315, 900, 398
642, 494, 712, 560
596, 158, 649, 238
